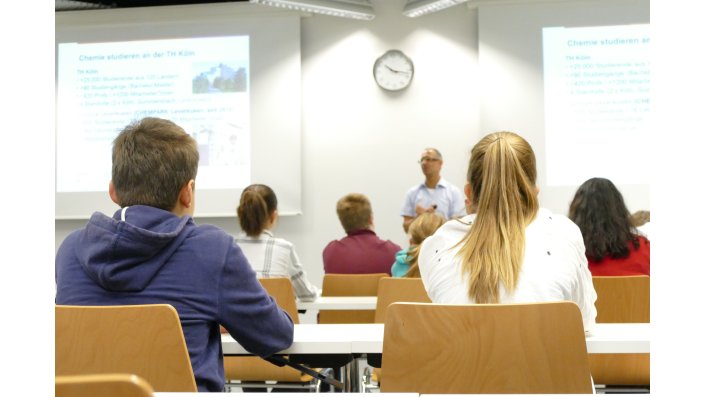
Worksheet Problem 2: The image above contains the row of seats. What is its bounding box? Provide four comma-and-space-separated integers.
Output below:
56, 275, 649, 395
224, 274, 649, 392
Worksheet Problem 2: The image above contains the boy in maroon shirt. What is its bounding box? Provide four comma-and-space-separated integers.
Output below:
323, 193, 401, 275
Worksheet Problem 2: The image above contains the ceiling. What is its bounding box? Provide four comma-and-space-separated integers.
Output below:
56, 0, 248, 12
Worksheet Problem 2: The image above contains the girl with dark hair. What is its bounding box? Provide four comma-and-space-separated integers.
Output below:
568, 178, 650, 276
235, 184, 320, 301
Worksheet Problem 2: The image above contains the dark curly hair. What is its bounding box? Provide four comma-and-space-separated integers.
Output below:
568, 177, 642, 262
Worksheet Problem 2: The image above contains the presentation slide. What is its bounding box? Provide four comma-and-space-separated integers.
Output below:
55, 5, 302, 219
542, 24, 650, 186
56, 36, 251, 193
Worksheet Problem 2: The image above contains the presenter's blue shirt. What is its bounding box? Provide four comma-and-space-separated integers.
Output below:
400, 177, 466, 220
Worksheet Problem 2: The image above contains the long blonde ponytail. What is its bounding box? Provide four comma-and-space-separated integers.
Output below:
457, 131, 539, 303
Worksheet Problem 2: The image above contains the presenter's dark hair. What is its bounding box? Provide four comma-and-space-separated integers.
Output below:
112, 117, 199, 211
568, 177, 642, 262
238, 184, 277, 236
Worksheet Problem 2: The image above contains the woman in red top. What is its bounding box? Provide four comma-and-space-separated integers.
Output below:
568, 178, 650, 276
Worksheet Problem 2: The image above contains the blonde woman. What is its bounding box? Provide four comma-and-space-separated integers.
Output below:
418, 131, 597, 333
391, 212, 446, 278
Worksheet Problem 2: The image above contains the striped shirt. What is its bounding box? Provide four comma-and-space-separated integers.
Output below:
235, 230, 320, 302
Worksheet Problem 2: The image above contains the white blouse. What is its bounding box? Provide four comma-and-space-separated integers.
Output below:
235, 230, 321, 302
419, 208, 597, 333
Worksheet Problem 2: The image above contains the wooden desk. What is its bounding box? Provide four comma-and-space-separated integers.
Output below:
222, 323, 650, 355
297, 296, 377, 311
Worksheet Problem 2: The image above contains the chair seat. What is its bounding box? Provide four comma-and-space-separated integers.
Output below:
56, 374, 154, 397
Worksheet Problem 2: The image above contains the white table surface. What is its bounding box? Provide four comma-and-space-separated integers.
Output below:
297, 296, 377, 311
585, 323, 651, 353
222, 323, 650, 355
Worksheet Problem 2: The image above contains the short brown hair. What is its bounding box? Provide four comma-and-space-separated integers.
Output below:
336, 193, 372, 233
111, 117, 199, 211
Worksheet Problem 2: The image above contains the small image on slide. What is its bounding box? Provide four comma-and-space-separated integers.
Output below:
192, 62, 248, 94
192, 122, 247, 167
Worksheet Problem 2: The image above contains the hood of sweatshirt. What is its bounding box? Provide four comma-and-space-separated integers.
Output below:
75, 205, 195, 292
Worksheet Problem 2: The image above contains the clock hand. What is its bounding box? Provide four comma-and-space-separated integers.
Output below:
385, 64, 411, 74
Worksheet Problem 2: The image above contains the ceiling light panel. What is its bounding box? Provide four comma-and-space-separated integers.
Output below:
250, 0, 375, 20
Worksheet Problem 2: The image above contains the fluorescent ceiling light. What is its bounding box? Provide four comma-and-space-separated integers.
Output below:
402, 0, 469, 18
250, 0, 375, 20
55, 0, 112, 11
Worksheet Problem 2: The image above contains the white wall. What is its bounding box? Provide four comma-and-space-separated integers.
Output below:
55, 0, 649, 290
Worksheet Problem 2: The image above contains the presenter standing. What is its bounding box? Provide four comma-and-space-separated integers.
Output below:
400, 148, 465, 233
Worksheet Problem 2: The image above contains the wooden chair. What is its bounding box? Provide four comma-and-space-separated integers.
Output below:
318, 273, 387, 324
224, 277, 316, 390
380, 302, 593, 394
365, 277, 432, 387
55, 304, 197, 392
590, 275, 650, 388
56, 374, 154, 397
373, 277, 431, 324
305, 273, 386, 389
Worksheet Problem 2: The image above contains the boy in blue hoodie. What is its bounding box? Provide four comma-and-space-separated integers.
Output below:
55, 117, 294, 392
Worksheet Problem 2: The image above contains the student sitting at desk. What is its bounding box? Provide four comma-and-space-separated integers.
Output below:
55, 117, 294, 392
568, 177, 650, 276
418, 131, 597, 333
323, 193, 401, 275
391, 212, 446, 278
235, 183, 320, 301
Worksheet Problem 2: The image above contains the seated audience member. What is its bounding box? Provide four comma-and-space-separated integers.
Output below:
391, 212, 446, 278
55, 117, 294, 392
418, 131, 597, 334
235, 184, 320, 302
323, 193, 401, 274
568, 178, 650, 276
631, 209, 651, 239
400, 147, 466, 233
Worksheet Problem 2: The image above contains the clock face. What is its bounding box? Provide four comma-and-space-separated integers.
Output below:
373, 50, 414, 91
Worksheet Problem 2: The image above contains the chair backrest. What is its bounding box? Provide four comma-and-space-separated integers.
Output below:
589, 275, 650, 386
55, 304, 197, 392
381, 302, 593, 394
373, 277, 431, 323
56, 374, 154, 397
259, 277, 300, 323
223, 277, 307, 383
592, 275, 650, 323
318, 273, 387, 324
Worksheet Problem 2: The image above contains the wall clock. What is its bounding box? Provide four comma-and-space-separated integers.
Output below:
373, 50, 414, 91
